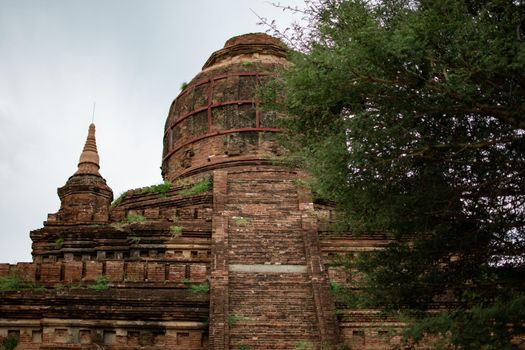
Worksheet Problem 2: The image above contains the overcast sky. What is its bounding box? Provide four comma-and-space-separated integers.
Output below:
0, 0, 304, 263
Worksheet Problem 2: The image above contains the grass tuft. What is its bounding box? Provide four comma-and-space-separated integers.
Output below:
111, 191, 128, 208
54, 237, 64, 249
88, 275, 110, 291
231, 216, 250, 226
141, 181, 171, 198
179, 177, 212, 196
189, 283, 209, 294
170, 225, 183, 237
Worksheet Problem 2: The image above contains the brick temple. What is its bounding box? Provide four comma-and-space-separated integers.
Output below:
0, 33, 397, 350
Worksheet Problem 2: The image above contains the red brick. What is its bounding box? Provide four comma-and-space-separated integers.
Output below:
106, 261, 124, 282
84, 261, 103, 281
63, 261, 82, 283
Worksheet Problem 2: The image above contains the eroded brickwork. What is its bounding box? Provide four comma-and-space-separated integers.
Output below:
0, 33, 420, 350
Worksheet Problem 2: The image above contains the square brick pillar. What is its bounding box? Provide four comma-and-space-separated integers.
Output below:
209, 171, 230, 350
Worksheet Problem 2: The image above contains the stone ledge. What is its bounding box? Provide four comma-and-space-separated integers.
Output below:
228, 264, 307, 273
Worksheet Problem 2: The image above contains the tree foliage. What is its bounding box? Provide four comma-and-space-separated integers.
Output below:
263, 0, 525, 348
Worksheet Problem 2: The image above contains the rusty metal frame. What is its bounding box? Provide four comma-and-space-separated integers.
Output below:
164, 71, 280, 157
165, 99, 258, 135
175, 71, 271, 100
162, 128, 282, 161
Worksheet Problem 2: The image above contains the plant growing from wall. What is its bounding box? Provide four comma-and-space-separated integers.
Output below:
111, 213, 146, 231
126, 214, 145, 223
54, 237, 64, 249
189, 283, 209, 294
170, 225, 183, 237
0, 270, 27, 291
295, 340, 312, 349
179, 177, 212, 196
180, 81, 189, 91
88, 275, 110, 291
231, 216, 250, 226
141, 181, 171, 198
130, 236, 141, 244
110, 191, 128, 208
228, 314, 242, 326
228, 314, 249, 326
239, 345, 251, 350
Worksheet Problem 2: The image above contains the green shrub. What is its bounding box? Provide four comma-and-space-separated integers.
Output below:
141, 181, 171, 198
111, 213, 145, 231
130, 236, 141, 244
126, 214, 145, 223
295, 340, 312, 349
190, 283, 209, 294
54, 237, 64, 249
170, 225, 183, 237
0, 270, 26, 291
88, 275, 110, 291
228, 314, 243, 326
231, 216, 250, 226
180, 81, 189, 90
1, 335, 18, 350
179, 177, 212, 196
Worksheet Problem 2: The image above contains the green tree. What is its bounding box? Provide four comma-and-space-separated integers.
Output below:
264, 0, 525, 348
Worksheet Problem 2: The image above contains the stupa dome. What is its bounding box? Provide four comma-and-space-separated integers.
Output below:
161, 33, 289, 180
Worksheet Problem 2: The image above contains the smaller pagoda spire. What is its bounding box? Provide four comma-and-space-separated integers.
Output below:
75, 123, 100, 176
50, 123, 113, 224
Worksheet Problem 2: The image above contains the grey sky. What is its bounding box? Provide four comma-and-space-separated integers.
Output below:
0, 0, 304, 263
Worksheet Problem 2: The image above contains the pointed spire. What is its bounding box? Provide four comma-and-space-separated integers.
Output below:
75, 123, 101, 176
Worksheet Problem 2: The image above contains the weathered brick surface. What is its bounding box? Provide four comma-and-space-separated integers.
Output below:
0, 33, 423, 350
209, 167, 340, 349
190, 264, 207, 283
0, 263, 10, 277
228, 272, 318, 349
84, 261, 103, 281
147, 262, 165, 282
106, 261, 125, 281
63, 261, 82, 282
167, 264, 187, 282
16, 262, 36, 281
39, 262, 61, 283
126, 262, 145, 281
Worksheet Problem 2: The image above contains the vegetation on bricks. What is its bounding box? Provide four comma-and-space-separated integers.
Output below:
179, 177, 212, 196
110, 191, 128, 208
295, 340, 312, 350
0, 270, 30, 291
130, 236, 141, 244
170, 225, 183, 237
111, 213, 146, 231
54, 237, 64, 249
141, 181, 171, 198
228, 314, 248, 326
88, 275, 110, 291
231, 216, 250, 226
189, 283, 209, 294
